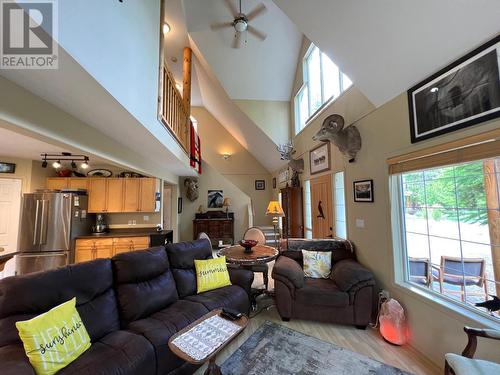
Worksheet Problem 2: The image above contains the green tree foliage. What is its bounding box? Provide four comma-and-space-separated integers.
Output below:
403, 161, 488, 225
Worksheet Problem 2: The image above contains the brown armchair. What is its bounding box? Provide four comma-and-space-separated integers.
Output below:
272, 238, 375, 329
444, 326, 500, 374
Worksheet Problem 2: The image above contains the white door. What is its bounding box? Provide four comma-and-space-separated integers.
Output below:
0, 179, 22, 277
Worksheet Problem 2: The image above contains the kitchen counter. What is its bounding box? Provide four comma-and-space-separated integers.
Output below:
75, 229, 173, 240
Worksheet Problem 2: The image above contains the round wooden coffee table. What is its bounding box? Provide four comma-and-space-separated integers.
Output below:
218, 244, 279, 266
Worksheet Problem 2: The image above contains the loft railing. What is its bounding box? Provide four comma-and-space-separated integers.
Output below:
159, 63, 189, 152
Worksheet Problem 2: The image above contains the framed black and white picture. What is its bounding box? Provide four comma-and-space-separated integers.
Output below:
408, 34, 500, 143
207, 190, 223, 208
255, 180, 265, 190
0, 162, 15, 173
272, 177, 276, 189
177, 197, 183, 214
309, 143, 331, 175
353, 179, 374, 202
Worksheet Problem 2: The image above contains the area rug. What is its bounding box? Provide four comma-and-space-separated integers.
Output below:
220, 321, 413, 375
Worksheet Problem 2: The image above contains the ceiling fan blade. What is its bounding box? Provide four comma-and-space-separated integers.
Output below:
232, 32, 242, 49
247, 25, 267, 41
246, 3, 267, 21
210, 22, 233, 31
223, 0, 239, 18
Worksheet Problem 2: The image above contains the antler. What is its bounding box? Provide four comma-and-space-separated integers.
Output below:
277, 140, 295, 160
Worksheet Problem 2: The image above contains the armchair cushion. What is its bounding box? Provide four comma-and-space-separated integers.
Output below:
445, 353, 500, 375
331, 259, 374, 292
272, 256, 304, 289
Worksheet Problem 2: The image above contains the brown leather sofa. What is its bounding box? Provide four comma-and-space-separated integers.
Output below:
0, 239, 253, 375
272, 238, 375, 329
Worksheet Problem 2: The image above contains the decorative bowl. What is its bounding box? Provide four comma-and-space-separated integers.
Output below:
239, 239, 258, 253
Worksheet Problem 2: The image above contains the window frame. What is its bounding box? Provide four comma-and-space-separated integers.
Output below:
294, 43, 353, 135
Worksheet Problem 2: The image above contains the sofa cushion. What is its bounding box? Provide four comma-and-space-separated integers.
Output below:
0, 344, 35, 375
184, 285, 250, 314
331, 259, 374, 292
58, 330, 155, 375
0, 259, 119, 347
295, 278, 349, 307
113, 247, 178, 325
165, 239, 212, 298
127, 300, 208, 375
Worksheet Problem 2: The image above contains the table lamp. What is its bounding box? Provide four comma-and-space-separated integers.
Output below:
265, 201, 284, 248
222, 197, 231, 218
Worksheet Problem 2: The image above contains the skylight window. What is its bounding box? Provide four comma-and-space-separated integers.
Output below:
294, 44, 352, 134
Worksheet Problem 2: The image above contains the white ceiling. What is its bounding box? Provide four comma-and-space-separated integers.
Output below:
183, 0, 302, 101
273, 0, 500, 107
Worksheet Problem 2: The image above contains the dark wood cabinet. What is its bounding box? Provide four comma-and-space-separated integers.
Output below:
193, 211, 234, 247
281, 187, 304, 238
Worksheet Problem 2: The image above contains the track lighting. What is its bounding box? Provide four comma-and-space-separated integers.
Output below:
71, 161, 77, 169
52, 160, 61, 169
40, 153, 90, 170
81, 159, 89, 169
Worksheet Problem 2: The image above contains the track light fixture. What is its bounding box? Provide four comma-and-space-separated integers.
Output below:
40, 153, 90, 169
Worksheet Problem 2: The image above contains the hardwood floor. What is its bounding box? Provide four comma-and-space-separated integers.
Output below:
193, 267, 441, 375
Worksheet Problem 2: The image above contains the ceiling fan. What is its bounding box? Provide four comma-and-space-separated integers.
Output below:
210, 0, 268, 49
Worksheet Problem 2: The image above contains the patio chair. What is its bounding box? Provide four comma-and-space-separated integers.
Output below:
243, 227, 270, 290
432, 256, 488, 301
444, 326, 500, 374
409, 257, 431, 287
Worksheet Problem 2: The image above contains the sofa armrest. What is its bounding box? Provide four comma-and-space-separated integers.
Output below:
272, 256, 304, 289
228, 266, 254, 296
331, 259, 375, 293
0, 344, 35, 375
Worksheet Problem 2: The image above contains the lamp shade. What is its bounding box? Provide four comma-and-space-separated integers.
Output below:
266, 201, 284, 217
222, 198, 232, 207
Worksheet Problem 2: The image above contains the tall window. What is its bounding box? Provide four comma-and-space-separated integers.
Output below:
304, 180, 313, 239
294, 44, 352, 134
334, 172, 347, 239
395, 158, 499, 318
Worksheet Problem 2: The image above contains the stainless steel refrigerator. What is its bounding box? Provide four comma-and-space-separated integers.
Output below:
16, 192, 93, 275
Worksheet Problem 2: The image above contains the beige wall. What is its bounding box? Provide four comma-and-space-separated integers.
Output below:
191, 107, 272, 226
178, 162, 251, 243
233, 100, 291, 145
0, 157, 54, 193
283, 39, 500, 366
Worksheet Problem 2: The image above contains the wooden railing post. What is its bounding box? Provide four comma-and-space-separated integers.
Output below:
182, 47, 192, 116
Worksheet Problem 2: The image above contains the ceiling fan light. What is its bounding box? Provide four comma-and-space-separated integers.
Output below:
234, 19, 247, 32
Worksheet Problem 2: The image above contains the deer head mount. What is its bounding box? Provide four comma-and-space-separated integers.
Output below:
277, 141, 304, 173
312, 114, 361, 163
183, 177, 199, 202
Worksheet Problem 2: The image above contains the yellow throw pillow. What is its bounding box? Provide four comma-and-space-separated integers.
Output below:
194, 256, 232, 294
16, 297, 91, 375
302, 250, 332, 279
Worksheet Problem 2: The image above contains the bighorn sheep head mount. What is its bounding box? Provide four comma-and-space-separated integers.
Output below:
312, 114, 361, 163
184, 177, 199, 202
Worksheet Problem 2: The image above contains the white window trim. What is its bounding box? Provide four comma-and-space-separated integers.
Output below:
389, 174, 500, 329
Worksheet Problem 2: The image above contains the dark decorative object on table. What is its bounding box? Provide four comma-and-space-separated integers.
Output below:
313, 114, 361, 163
0, 162, 15, 173
71, 171, 86, 177
353, 179, 374, 202
238, 239, 258, 253
408, 34, 500, 143
119, 171, 143, 178
208, 189, 224, 208
309, 142, 331, 174
255, 180, 265, 190
56, 169, 72, 177
87, 169, 113, 177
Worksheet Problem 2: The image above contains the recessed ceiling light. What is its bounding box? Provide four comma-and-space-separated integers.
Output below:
163, 22, 170, 34
430, 87, 439, 93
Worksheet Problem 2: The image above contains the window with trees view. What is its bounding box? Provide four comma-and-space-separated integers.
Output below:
399, 158, 499, 318
294, 44, 352, 134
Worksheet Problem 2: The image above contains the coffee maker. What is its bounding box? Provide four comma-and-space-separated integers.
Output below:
92, 214, 108, 234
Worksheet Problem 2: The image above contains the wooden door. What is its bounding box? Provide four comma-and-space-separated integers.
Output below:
139, 178, 156, 212
47, 178, 68, 190
280, 187, 304, 238
88, 179, 107, 212
123, 179, 140, 212
106, 179, 124, 212
311, 174, 334, 239
68, 178, 89, 190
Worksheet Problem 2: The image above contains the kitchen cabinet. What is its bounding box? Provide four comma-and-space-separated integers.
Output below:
47, 177, 158, 213
75, 236, 150, 263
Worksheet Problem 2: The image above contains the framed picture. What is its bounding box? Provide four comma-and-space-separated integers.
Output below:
278, 168, 289, 184
408, 34, 500, 143
177, 197, 183, 214
272, 177, 276, 189
0, 162, 15, 173
353, 179, 374, 202
255, 180, 265, 190
207, 190, 223, 208
309, 143, 331, 175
